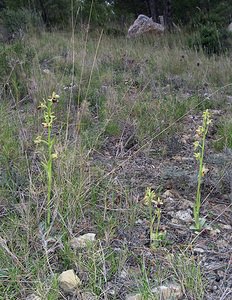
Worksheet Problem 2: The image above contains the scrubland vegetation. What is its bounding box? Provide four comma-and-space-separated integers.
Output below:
0, 2, 232, 299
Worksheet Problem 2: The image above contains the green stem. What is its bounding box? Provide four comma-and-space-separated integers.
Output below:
46, 102, 53, 228
155, 208, 161, 239
149, 200, 153, 241
194, 127, 208, 230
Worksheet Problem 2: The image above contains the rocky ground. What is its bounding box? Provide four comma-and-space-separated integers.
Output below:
1, 32, 232, 300
83, 109, 232, 300
6, 95, 232, 300
33, 108, 231, 300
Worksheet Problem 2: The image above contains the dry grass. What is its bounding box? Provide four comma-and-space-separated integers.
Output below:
0, 28, 231, 299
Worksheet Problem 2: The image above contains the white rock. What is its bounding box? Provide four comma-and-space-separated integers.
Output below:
226, 95, 232, 104
127, 14, 164, 38
171, 218, 180, 224
119, 269, 128, 279
220, 224, 232, 230
216, 239, 229, 249
193, 247, 205, 254
42, 69, 51, 74
107, 288, 116, 296
162, 190, 174, 200
209, 228, 221, 237
135, 219, 144, 225
58, 269, 81, 293
181, 199, 194, 209
152, 284, 182, 299
71, 233, 96, 249
175, 210, 193, 223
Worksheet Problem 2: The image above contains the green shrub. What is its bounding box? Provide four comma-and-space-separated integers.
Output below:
105, 121, 121, 136
0, 8, 43, 36
189, 25, 232, 55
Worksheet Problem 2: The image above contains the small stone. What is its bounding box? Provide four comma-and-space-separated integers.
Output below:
119, 269, 128, 279
181, 199, 194, 209
210, 109, 222, 116
226, 95, 232, 103
152, 283, 182, 299
42, 69, 51, 74
216, 239, 229, 249
193, 247, 205, 254
101, 85, 108, 93
58, 269, 81, 293
26, 294, 41, 300
171, 218, 179, 224
135, 219, 143, 225
63, 83, 78, 92
105, 281, 118, 296
209, 228, 220, 237
220, 224, 232, 230
108, 288, 116, 296
217, 270, 224, 278
71, 233, 96, 249
126, 293, 142, 300
162, 190, 175, 199
175, 210, 192, 223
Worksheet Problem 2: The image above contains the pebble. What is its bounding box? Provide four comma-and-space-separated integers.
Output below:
119, 269, 128, 279
42, 69, 51, 74
58, 269, 81, 293
152, 283, 183, 299
193, 247, 205, 254
162, 190, 175, 199
226, 95, 232, 103
70, 233, 96, 249
181, 199, 194, 209
220, 224, 232, 230
175, 210, 193, 223
126, 284, 182, 300
216, 239, 229, 249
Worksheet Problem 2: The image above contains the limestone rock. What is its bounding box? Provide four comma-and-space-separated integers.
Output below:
226, 95, 232, 104
58, 269, 81, 293
152, 283, 183, 299
162, 190, 175, 199
126, 284, 182, 300
70, 233, 96, 249
193, 247, 205, 254
127, 14, 164, 38
175, 210, 193, 223
42, 69, 51, 75
221, 224, 232, 230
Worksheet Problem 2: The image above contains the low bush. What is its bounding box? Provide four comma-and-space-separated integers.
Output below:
0, 8, 43, 37
188, 25, 232, 55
